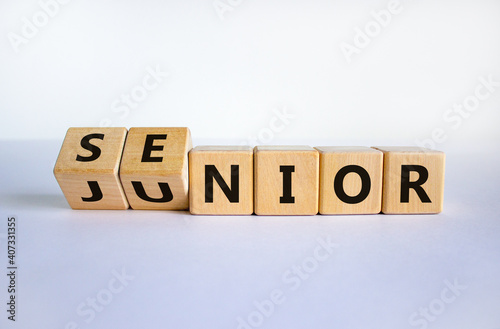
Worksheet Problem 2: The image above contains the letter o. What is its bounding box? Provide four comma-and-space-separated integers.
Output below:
33, 12, 49, 27
247, 311, 264, 327
365, 21, 381, 37
334, 165, 371, 204
258, 127, 274, 143
96, 289, 113, 305
302, 257, 319, 273
464, 95, 479, 112
132, 86, 148, 102
429, 298, 445, 315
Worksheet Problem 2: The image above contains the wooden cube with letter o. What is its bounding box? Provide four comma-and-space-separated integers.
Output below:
316, 146, 383, 214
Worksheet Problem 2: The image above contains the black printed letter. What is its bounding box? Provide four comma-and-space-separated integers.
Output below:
205, 165, 239, 203
76, 133, 104, 162
141, 134, 167, 162
280, 165, 295, 203
132, 181, 173, 202
334, 165, 371, 204
81, 181, 103, 202
400, 165, 431, 203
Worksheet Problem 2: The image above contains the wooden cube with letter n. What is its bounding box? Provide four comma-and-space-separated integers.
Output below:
315, 146, 383, 214
254, 146, 319, 215
189, 146, 253, 215
119, 127, 192, 210
373, 147, 445, 214
53, 127, 129, 209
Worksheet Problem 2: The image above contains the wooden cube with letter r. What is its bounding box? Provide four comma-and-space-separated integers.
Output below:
373, 147, 445, 214
53, 127, 129, 209
119, 127, 192, 210
189, 146, 253, 215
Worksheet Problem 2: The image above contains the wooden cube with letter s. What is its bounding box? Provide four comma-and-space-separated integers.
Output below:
53, 127, 129, 209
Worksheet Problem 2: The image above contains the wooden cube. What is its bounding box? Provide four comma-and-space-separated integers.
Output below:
315, 146, 383, 215
189, 146, 253, 215
119, 127, 192, 210
53, 127, 129, 209
254, 146, 319, 215
373, 147, 445, 214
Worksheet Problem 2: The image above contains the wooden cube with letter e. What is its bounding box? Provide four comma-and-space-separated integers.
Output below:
254, 146, 319, 215
373, 147, 445, 214
119, 127, 192, 210
315, 146, 383, 214
189, 146, 253, 215
53, 127, 129, 209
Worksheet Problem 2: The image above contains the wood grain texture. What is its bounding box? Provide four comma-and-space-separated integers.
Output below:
254, 146, 319, 215
373, 146, 445, 214
189, 146, 253, 215
315, 146, 383, 214
119, 127, 192, 210
53, 127, 129, 209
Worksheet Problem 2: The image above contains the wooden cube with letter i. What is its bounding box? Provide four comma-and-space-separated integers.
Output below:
119, 127, 192, 210
53, 127, 129, 209
373, 147, 445, 214
254, 146, 319, 215
189, 146, 253, 215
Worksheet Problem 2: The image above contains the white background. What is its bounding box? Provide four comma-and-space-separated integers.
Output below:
1, 0, 500, 149
1, 0, 500, 328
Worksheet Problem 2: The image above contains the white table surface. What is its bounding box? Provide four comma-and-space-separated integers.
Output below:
1, 140, 499, 329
